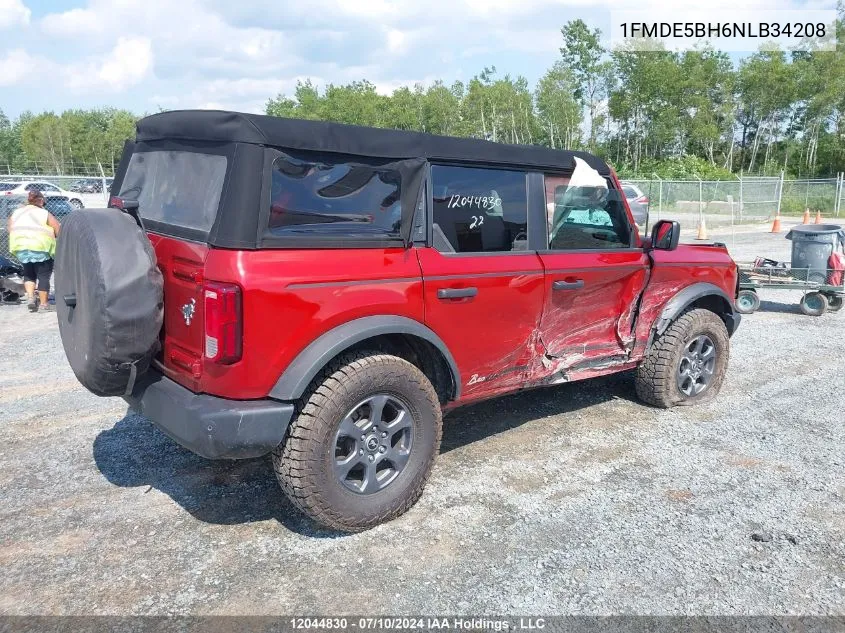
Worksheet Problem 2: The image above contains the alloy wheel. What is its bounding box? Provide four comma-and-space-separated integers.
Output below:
677, 334, 716, 397
333, 394, 414, 495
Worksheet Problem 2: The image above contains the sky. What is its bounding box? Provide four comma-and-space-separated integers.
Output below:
0, 0, 837, 120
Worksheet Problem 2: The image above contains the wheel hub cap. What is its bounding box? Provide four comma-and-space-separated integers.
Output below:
333, 394, 414, 495
677, 334, 716, 397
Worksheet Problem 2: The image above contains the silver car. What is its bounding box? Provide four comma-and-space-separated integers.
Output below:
621, 182, 650, 228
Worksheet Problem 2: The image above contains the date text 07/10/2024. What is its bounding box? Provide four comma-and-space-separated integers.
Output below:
289, 617, 547, 631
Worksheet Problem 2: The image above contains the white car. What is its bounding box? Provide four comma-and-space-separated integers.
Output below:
0, 181, 85, 209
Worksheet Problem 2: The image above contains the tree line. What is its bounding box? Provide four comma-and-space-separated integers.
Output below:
0, 108, 136, 175
1, 11, 843, 179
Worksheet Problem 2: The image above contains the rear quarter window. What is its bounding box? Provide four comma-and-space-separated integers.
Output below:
118, 150, 227, 234
267, 155, 402, 237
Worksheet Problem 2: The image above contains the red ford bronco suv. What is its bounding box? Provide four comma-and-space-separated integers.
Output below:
55, 110, 740, 532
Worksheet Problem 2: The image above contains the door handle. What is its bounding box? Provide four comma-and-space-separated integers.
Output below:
437, 287, 478, 300
552, 279, 584, 290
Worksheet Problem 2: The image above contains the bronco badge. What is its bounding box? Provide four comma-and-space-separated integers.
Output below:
181, 298, 196, 326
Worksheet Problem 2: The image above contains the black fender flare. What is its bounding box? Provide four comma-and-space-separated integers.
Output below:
268, 315, 461, 401
649, 282, 740, 347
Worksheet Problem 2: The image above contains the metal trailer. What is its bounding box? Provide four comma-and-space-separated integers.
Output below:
737, 258, 845, 316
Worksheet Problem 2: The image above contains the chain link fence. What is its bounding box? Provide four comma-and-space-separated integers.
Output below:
626, 174, 843, 242
1, 173, 112, 263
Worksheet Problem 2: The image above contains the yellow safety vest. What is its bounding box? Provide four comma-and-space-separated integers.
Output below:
9, 204, 56, 257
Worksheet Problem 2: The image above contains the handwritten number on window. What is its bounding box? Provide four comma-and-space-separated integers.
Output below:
448, 194, 501, 210
469, 215, 484, 229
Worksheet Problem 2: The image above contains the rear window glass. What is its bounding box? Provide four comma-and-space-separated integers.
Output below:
0, 183, 17, 191
118, 150, 227, 233
268, 155, 402, 236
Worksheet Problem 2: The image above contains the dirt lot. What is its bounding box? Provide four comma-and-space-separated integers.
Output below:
1, 223, 843, 616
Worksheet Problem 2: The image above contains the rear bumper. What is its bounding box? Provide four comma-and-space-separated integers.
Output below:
124, 370, 294, 459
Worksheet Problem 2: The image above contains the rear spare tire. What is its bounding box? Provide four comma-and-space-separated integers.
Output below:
54, 209, 163, 396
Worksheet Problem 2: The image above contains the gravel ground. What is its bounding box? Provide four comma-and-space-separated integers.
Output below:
1, 224, 843, 616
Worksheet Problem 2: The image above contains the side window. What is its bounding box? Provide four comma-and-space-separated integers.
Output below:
268, 155, 402, 236
24, 184, 37, 192
431, 165, 527, 253
621, 186, 636, 198
546, 175, 632, 250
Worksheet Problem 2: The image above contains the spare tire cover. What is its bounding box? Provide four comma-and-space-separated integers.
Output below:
55, 209, 163, 396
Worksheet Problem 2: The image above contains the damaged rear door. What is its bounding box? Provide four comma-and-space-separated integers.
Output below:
533, 173, 649, 382
419, 165, 544, 401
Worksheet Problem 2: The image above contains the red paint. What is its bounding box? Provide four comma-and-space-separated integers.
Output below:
416, 248, 545, 400
148, 230, 737, 407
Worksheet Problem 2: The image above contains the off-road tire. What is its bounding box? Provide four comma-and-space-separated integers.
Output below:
826, 295, 843, 312
635, 308, 730, 409
272, 351, 442, 532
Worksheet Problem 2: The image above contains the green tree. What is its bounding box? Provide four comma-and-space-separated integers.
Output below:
559, 19, 606, 150
535, 62, 582, 149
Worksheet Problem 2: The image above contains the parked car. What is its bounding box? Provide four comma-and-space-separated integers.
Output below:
55, 110, 741, 532
620, 182, 650, 228
69, 178, 113, 194
0, 180, 84, 209
0, 193, 74, 221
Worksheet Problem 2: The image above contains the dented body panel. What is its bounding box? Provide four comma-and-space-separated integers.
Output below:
421, 242, 738, 408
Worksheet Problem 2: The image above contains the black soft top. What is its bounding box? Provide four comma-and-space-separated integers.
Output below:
136, 110, 610, 175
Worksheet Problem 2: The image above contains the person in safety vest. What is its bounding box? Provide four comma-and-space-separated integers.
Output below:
7, 190, 61, 312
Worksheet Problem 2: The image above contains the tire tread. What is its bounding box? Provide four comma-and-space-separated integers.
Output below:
272, 350, 442, 532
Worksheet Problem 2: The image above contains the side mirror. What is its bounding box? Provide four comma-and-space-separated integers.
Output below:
650, 220, 681, 251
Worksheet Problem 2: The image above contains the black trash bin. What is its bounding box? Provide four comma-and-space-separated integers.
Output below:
785, 224, 845, 284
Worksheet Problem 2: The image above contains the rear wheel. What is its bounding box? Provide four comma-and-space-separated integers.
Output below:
799, 291, 828, 316
69, 199, 83, 209
272, 351, 442, 532
735, 289, 760, 314
635, 308, 730, 409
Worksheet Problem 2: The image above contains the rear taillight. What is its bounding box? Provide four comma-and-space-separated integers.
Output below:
636, 196, 649, 204
204, 281, 242, 364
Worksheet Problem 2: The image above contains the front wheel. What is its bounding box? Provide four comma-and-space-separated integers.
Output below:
635, 308, 730, 409
272, 351, 442, 532
69, 199, 84, 209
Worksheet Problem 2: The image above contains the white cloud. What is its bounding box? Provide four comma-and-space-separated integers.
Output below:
97, 38, 153, 90
0, 49, 39, 86
4, 0, 819, 116
60, 38, 153, 92
40, 7, 97, 36
386, 29, 407, 54
0, 0, 30, 29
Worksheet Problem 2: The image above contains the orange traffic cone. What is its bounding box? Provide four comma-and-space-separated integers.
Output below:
814, 210, 822, 224
802, 208, 811, 224
770, 211, 782, 233
696, 217, 708, 240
